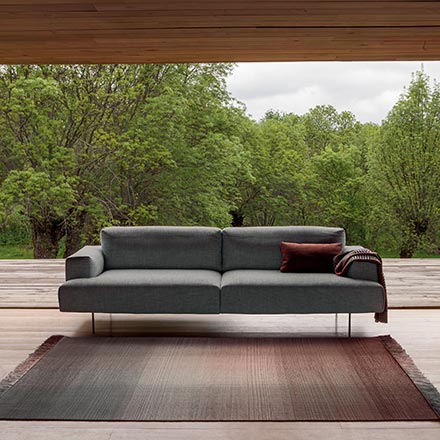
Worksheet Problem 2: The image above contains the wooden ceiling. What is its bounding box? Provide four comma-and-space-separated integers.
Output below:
1, 1, 440, 63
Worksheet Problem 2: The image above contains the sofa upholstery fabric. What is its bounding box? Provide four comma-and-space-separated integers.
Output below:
59, 269, 221, 313
65, 246, 105, 281
59, 226, 386, 318
221, 270, 385, 314
222, 226, 346, 271
341, 246, 380, 282
101, 226, 222, 271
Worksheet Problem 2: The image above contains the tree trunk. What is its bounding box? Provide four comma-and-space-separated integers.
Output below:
230, 209, 244, 227
31, 218, 64, 258
399, 220, 429, 258
64, 226, 83, 258
64, 211, 87, 257
399, 242, 415, 258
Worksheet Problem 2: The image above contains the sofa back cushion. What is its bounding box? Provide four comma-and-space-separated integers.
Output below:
222, 226, 346, 271
101, 226, 222, 271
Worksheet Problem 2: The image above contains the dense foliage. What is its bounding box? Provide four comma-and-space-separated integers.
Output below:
0, 65, 439, 258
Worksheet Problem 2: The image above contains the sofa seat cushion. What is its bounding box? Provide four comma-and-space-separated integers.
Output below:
59, 269, 221, 313
220, 270, 385, 314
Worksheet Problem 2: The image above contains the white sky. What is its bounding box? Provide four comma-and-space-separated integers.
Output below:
226, 62, 440, 124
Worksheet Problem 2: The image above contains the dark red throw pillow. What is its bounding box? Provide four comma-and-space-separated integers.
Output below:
280, 242, 343, 273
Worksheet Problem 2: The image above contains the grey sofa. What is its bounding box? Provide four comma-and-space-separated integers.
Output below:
58, 226, 386, 334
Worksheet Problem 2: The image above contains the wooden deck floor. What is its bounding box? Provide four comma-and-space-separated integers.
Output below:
0, 258, 440, 308
0, 309, 439, 438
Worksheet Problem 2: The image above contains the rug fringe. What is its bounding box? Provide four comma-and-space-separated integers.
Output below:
0, 335, 64, 397
380, 335, 440, 418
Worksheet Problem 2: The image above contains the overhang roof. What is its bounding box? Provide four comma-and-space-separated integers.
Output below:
1, 1, 440, 63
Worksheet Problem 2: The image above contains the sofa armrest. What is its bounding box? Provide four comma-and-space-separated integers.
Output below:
65, 246, 104, 281
341, 245, 380, 283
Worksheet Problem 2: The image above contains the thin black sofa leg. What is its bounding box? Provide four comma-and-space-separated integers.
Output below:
92, 312, 95, 336
348, 313, 352, 338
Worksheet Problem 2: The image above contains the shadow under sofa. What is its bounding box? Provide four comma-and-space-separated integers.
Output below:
58, 226, 386, 336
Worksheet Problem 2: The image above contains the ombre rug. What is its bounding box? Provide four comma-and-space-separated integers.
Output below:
0, 335, 439, 421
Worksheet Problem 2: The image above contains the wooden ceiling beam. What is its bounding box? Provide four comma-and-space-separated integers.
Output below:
0, 1, 439, 63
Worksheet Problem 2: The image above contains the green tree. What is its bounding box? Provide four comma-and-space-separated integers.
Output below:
302, 145, 368, 244
0, 65, 176, 257
149, 64, 254, 227
303, 105, 359, 154
234, 111, 308, 226
368, 71, 440, 257
0, 64, 247, 257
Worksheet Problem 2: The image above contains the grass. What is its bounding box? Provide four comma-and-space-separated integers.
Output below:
0, 245, 33, 259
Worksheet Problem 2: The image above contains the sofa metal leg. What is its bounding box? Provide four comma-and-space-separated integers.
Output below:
92, 312, 95, 336
348, 313, 352, 338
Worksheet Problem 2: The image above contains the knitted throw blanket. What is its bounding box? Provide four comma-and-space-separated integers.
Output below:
334, 249, 388, 323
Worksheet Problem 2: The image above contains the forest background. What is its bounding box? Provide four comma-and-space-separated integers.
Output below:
0, 64, 439, 259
